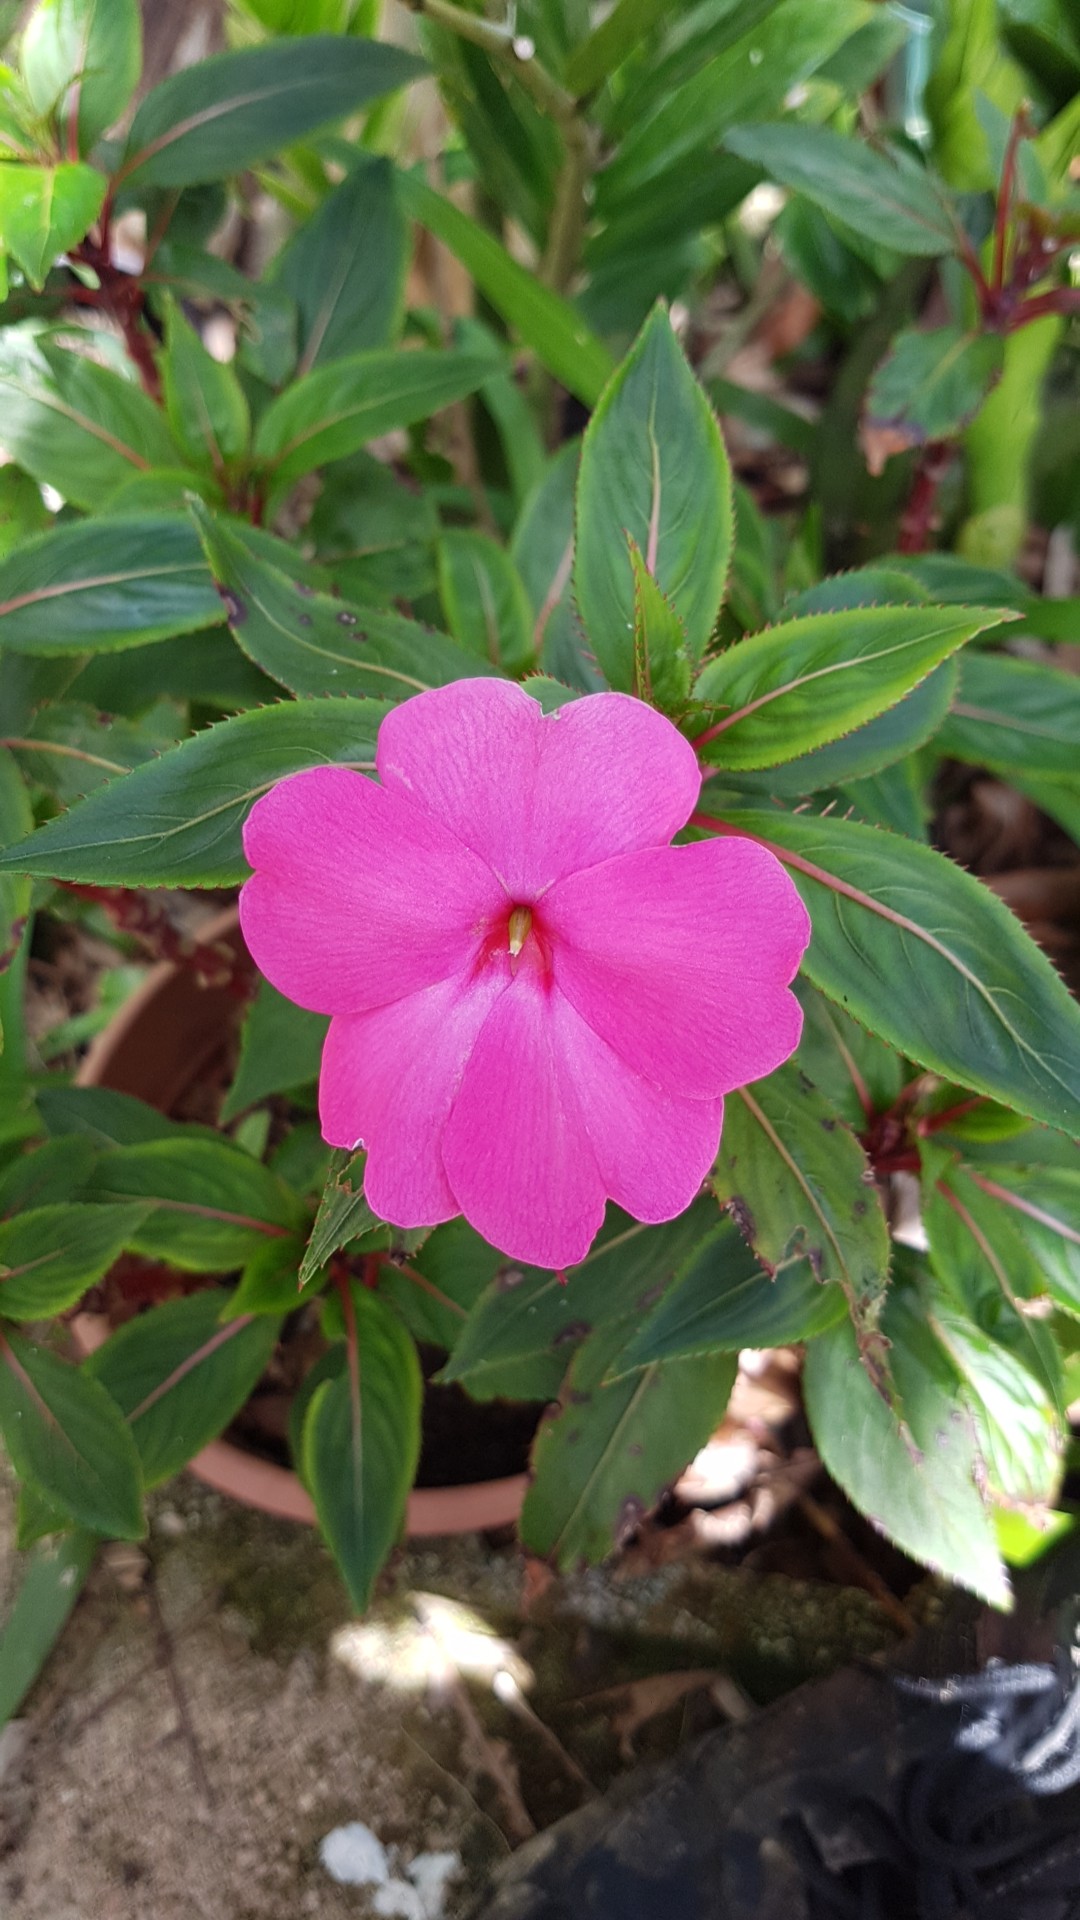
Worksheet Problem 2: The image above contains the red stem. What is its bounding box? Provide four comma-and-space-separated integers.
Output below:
897, 442, 951, 554
70, 236, 162, 404
954, 224, 993, 314
917, 1095, 988, 1137
1009, 287, 1080, 329
993, 110, 1027, 294
870, 1148, 921, 1175
65, 82, 81, 164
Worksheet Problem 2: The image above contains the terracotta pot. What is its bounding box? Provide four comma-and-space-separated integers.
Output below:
74, 908, 527, 1538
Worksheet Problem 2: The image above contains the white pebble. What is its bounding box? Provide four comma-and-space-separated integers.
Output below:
410, 1852, 461, 1915
318, 1822, 390, 1887
373, 1884, 425, 1920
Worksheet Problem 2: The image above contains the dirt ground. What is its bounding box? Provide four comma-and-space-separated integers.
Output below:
0, 1448, 911, 1920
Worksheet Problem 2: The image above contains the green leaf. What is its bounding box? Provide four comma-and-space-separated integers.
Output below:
8, 700, 182, 805
87, 1138, 301, 1271
867, 326, 1004, 446
0, 696, 390, 886
521, 1332, 737, 1567
937, 650, 1080, 783
803, 1288, 1008, 1605
0, 335, 180, 510
119, 36, 423, 192
564, 0, 670, 95
192, 505, 492, 698
607, 0, 801, 135
920, 1190, 1063, 1509
627, 537, 690, 709
818, 7, 912, 90
520, 677, 580, 713
0, 161, 105, 288
298, 1148, 429, 1288
890, 552, 1030, 609
0, 1331, 144, 1539
382, 1217, 497, 1358
1001, 0, 1080, 107
299, 1149, 378, 1285
37, 1083, 214, 1147
923, 1151, 1054, 1313
575, 306, 732, 689
307, 448, 437, 607
602, 0, 873, 205
511, 440, 599, 692
0, 515, 221, 654
253, 346, 495, 492
840, 760, 929, 840
302, 1283, 421, 1610
228, 1234, 312, 1317
418, 33, 556, 248
715, 807, 1080, 1135
459, 316, 545, 512
723, 479, 780, 634
0, 466, 50, 563
724, 122, 958, 257
66, 625, 274, 715
0, 1201, 147, 1319
792, 979, 906, 1128
220, 979, 327, 1124
774, 194, 887, 326
395, 170, 614, 410
86, 1289, 282, 1487
712, 1064, 890, 1329
275, 157, 407, 371
437, 530, 534, 674
0, 746, 31, 1032
693, 604, 1007, 770
14, 1479, 69, 1552
442, 1200, 720, 1393
0, 1530, 96, 1731
607, 1217, 845, 1375
727, 662, 958, 798
21, 0, 141, 152
161, 298, 249, 473
927, 1153, 1080, 1320
994, 1505, 1076, 1570
0, 1134, 96, 1212
710, 374, 818, 462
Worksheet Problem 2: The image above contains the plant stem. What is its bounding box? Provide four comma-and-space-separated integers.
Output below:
992, 108, 1029, 294
540, 115, 593, 292
401, 0, 576, 117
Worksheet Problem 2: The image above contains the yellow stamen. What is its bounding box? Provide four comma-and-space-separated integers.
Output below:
508, 905, 532, 957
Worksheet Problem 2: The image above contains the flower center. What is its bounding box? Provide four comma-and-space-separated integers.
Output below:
507, 905, 533, 957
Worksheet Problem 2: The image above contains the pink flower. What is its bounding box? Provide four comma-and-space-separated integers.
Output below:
240, 680, 810, 1269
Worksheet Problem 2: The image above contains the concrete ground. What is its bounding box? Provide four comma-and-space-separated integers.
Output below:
0, 1466, 905, 1920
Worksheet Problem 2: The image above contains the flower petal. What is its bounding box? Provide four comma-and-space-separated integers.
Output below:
241, 765, 504, 1015
545, 837, 810, 1098
547, 991, 724, 1222
319, 965, 510, 1227
376, 678, 701, 897
440, 965, 607, 1269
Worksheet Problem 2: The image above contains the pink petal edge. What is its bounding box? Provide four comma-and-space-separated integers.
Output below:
240, 764, 504, 1015
546, 836, 810, 1099
375, 678, 702, 898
